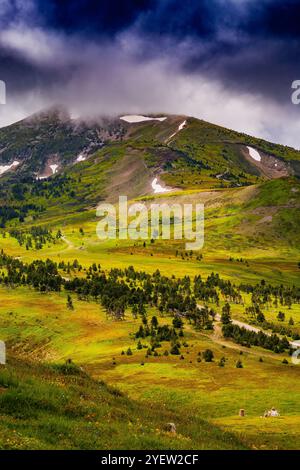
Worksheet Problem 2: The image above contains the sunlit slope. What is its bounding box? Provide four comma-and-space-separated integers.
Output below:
0, 109, 300, 452
0, 178, 299, 287
0, 285, 299, 450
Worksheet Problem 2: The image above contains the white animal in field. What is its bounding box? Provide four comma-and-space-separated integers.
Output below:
263, 407, 280, 418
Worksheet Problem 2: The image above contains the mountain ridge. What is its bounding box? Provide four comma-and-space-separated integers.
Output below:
0, 108, 299, 185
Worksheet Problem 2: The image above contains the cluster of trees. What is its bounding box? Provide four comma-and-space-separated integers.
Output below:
221, 303, 291, 353
0, 249, 298, 357
58, 259, 83, 274
0, 253, 215, 330
196, 272, 243, 305
0, 172, 81, 231
9, 226, 61, 250
240, 279, 300, 310
0, 252, 62, 291
30, 174, 77, 199
0, 203, 43, 227
222, 322, 290, 353
259, 320, 300, 341
135, 315, 184, 355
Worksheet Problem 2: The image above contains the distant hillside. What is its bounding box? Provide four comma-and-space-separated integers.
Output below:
0, 108, 299, 187
0, 109, 299, 236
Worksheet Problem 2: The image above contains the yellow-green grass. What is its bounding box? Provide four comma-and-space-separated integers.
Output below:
1, 235, 299, 286
214, 294, 300, 335
0, 174, 299, 449
212, 415, 300, 450
1, 178, 299, 287
1, 115, 300, 449
0, 285, 300, 449
1, 358, 243, 450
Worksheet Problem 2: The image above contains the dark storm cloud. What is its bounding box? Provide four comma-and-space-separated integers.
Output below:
0, 44, 72, 95
253, 0, 300, 38
1, 0, 300, 147
35, 0, 155, 36
34, 0, 220, 39
2, 0, 300, 99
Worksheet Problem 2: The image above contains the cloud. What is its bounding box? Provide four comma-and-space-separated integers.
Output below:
0, 0, 300, 149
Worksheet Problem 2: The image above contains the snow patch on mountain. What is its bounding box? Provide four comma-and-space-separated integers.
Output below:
36, 176, 48, 181
151, 177, 171, 194
247, 146, 262, 162
167, 120, 187, 141
120, 115, 167, 123
50, 164, 59, 174
0, 160, 20, 176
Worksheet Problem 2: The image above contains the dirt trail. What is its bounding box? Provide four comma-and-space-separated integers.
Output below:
200, 323, 281, 361
213, 312, 300, 350
61, 235, 75, 250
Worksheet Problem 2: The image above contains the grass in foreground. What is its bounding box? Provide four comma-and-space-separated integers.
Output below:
0, 358, 246, 450
0, 286, 300, 450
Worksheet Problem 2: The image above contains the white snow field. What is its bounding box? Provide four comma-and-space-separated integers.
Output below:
247, 146, 262, 162
120, 115, 167, 123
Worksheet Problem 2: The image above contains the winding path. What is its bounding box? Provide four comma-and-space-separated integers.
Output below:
213, 312, 300, 349
61, 235, 75, 250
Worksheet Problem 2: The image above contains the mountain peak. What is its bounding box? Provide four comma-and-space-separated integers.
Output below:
26, 105, 71, 124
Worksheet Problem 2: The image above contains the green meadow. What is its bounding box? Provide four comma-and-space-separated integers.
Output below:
0, 281, 300, 450
0, 113, 299, 450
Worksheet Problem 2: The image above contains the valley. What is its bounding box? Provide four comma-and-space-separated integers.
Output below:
0, 110, 299, 450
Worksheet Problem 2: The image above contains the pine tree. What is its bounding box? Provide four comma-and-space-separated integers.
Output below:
203, 349, 214, 362
67, 294, 74, 310
170, 344, 180, 355
151, 316, 158, 328
221, 303, 231, 324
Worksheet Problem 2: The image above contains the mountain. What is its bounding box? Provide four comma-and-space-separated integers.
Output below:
0, 107, 125, 179
0, 108, 299, 187
0, 108, 299, 255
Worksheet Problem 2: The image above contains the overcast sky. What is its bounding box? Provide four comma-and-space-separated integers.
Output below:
1, 0, 300, 147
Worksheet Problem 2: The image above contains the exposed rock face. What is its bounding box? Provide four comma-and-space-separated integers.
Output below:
241, 145, 291, 179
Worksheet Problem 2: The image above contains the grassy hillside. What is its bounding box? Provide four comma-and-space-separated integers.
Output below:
0, 280, 299, 450
0, 110, 299, 450
0, 358, 246, 450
